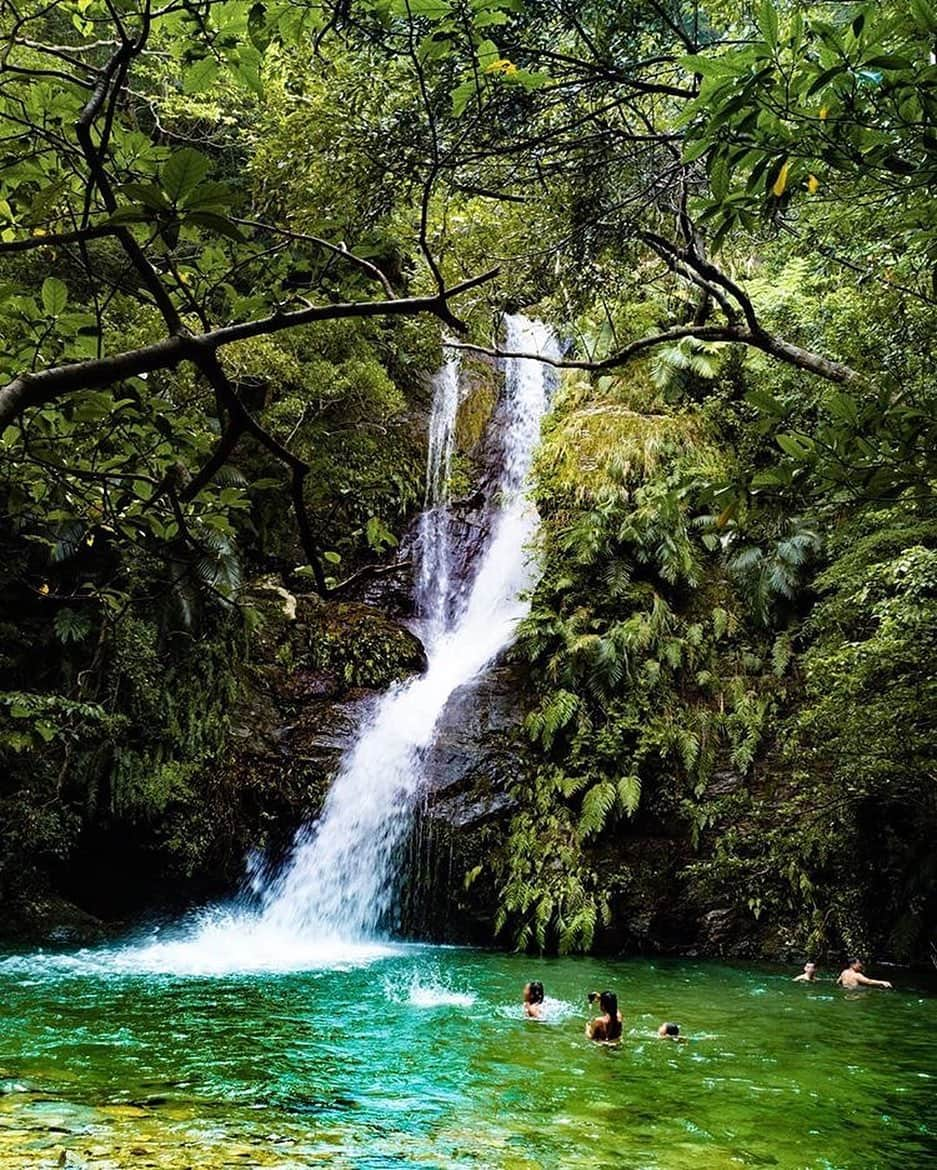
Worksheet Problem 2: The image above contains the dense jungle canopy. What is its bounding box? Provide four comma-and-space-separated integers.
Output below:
0, 0, 935, 963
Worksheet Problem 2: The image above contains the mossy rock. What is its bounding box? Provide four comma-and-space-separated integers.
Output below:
455, 357, 499, 453
246, 580, 426, 692
300, 600, 427, 689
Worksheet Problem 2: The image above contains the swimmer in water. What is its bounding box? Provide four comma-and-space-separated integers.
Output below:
658, 1021, 682, 1040
792, 961, 818, 982
523, 981, 545, 1018
836, 959, 893, 989
586, 990, 622, 1042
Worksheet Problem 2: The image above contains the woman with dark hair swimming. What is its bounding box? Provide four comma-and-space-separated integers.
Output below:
586, 991, 622, 1042
523, 981, 545, 1019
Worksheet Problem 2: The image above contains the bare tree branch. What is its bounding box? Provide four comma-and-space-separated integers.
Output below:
449, 320, 862, 385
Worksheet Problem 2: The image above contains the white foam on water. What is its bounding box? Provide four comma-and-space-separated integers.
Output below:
0, 912, 403, 980
406, 981, 476, 1009
497, 997, 578, 1022
383, 967, 477, 1008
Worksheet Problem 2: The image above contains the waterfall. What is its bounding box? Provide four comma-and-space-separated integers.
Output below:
109, 316, 558, 973
253, 315, 558, 941
415, 355, 460, 643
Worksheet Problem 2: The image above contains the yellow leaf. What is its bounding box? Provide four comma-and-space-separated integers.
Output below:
772, 160, 790, 197
819, 106, 828, 120
32, 228, 47, 237
484, 58, 515, 74
807, 174, 820, 194
38, 583, 50, 595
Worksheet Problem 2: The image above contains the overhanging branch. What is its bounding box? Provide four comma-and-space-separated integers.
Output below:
0, 269, 500, 427
450, 319, 863, 385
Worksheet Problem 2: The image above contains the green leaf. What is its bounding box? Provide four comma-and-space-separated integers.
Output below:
776, 433, 815, 460
617, 774, 642, 816
390, 0, 451, 14
911, 0, 937, 33
41, 277, 68, 316
682, 137, 711, 164
745, 389, 785, 415
180, 181, 232, 211
182, 55, 221, 94
862, 55, 913, 71
806, 64, 846, 96
579, 780, 617, 838
229, 45, 264, 95
365, 515, 398, 551
758, 0, 778, 49
105, 206, 153, 226
709, 155, 730, 200
184, 211, 245, 241
451, 78, 478, 116
118, 182, 170, 210
751, 468, 791, 488
678, 53, 730, 79
54, 608, 92, 644
825, 391, 859, 424
162, 149, 211, 203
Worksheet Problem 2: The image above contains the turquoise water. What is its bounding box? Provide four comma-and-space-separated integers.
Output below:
0, 941, 934, 1168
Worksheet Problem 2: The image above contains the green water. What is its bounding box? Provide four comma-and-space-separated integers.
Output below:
0, 942, 934, 1169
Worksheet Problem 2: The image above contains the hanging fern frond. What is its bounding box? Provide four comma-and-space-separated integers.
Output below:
579, 780, 617, 838
617, 774, 642, 816
651, 338, 721, 390
526, 689, 581, 749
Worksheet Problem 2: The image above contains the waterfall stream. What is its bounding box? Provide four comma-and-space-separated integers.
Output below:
254, 314, 558, 941
98, 315, 557, 973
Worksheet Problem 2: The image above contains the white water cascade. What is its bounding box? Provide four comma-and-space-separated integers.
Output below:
90, 316, 556, 975
254, 315, 558, 941
415, 353, 460, 643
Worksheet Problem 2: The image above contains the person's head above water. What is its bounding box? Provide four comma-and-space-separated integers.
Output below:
848, 958, 863, 972
658, 1021, 680, 1038
586, 990, 622, 1042
524, 981, 544, 1005
803, 961, 817, 976
598, 990, 618, 1018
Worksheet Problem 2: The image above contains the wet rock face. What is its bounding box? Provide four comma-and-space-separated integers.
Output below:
46, 587, 434, 928
423, 661, 527, 828
208, 586, 428, 869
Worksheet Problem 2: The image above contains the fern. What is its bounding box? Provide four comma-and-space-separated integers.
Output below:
617, 774, 642, 816
579, 780, 617, 838
650, 339, 720, 391
771, 631, 794, 676
554, 771, 592, 798
559, 904, 597, 953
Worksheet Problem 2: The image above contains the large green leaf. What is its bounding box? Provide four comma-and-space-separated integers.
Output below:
41, 277, 67, 316
162, 149, 211, 203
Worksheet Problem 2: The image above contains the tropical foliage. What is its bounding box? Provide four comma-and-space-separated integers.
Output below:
1, 0, 934, 961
